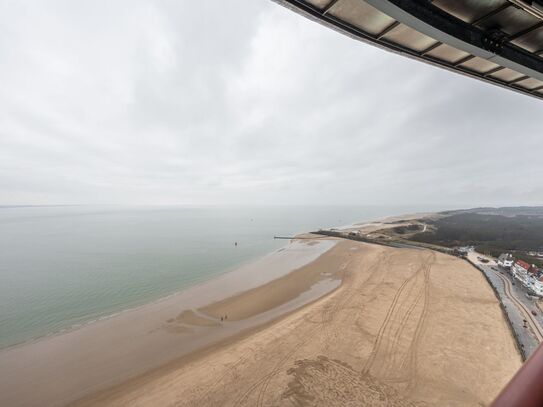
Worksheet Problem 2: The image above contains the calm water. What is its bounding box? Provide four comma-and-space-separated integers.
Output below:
0, 205, 440, 349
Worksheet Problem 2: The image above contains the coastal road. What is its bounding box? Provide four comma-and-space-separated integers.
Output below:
491, 269, 543, 342
468, 253, 543, 357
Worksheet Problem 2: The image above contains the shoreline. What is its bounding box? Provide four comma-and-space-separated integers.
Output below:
2, 210, 425, 354
72, 236, 521, 406
0, 238, 326, 353
0, 236, 340, 407
72, 250, 349, 406
1, 210, 525, 406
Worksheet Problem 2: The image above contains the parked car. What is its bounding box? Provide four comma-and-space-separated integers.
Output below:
532, 310, 537, 316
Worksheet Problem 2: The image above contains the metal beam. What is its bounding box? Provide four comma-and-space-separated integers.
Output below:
376, 20, 401, 39
508, 75, 530, 84
508, 21, 543, 42
322, 0, 341, 15
472, 3, 511, 26
420, 41, 442, 56
273, 0, 543, 101
484, 66, 505, 76
454, 55, 475, 67
364, 0, 543, 81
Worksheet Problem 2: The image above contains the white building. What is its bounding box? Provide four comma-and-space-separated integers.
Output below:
497, 253, 514, 269
512, 260, 541, 293
512, 260, 532, 285
532, 276, 543, 297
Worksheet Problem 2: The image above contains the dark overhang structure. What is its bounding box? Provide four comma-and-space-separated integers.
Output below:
274, 0, 543, 100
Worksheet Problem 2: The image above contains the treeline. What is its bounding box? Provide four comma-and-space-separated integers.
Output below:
392, 224, 422, 235
440, 206, 543, 217
411, 213, 543, 266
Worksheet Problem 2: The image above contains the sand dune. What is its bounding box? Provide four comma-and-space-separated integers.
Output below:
74, 241, 520, 406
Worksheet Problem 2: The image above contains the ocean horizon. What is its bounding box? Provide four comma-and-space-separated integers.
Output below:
0, 204, 446, 349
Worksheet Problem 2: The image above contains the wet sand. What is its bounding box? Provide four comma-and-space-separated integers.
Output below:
73, 241, 521, 406
0, 238, 338, 407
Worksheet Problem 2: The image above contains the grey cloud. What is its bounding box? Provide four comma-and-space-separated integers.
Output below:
0, 0, 542, 206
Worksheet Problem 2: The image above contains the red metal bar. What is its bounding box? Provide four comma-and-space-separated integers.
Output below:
491, 341, 543, 407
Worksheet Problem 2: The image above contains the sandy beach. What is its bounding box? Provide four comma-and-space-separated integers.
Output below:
70, 238, 521, 406
0, 227, 522, 407
0, 238, 338, 407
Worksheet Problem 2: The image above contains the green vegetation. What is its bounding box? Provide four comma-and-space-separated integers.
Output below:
392, 224, 422, 235
411, 210, 543, 266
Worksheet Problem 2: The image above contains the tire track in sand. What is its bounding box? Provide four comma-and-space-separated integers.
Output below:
234, 246, 389, 407
399, 251, 433, 391
254, 251, 389, 407
363, 250, 434, 389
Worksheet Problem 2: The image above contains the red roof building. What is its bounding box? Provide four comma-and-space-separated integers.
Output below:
515, 259, 539, 275
515, 260, 531, 271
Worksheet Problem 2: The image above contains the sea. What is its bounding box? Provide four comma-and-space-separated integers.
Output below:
0, 204, 443, 349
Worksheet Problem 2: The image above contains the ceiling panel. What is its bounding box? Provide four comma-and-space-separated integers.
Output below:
460, 57, 500, 73
476, 6, 541, 36
305, 0, 332, 8
327, 0, 396, 35
382, 24, 438, 52
490, 67, 526, 82
432, 0, 508, 24
515, 77, 543, 90
511, 26, 543, 53
425, 43, 471, 64
275, 0, 543, 100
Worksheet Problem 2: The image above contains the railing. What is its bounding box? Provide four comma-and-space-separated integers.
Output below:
491, 341, 543, 407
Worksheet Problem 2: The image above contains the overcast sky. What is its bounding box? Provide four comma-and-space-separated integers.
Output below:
1, 0, 542, 207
